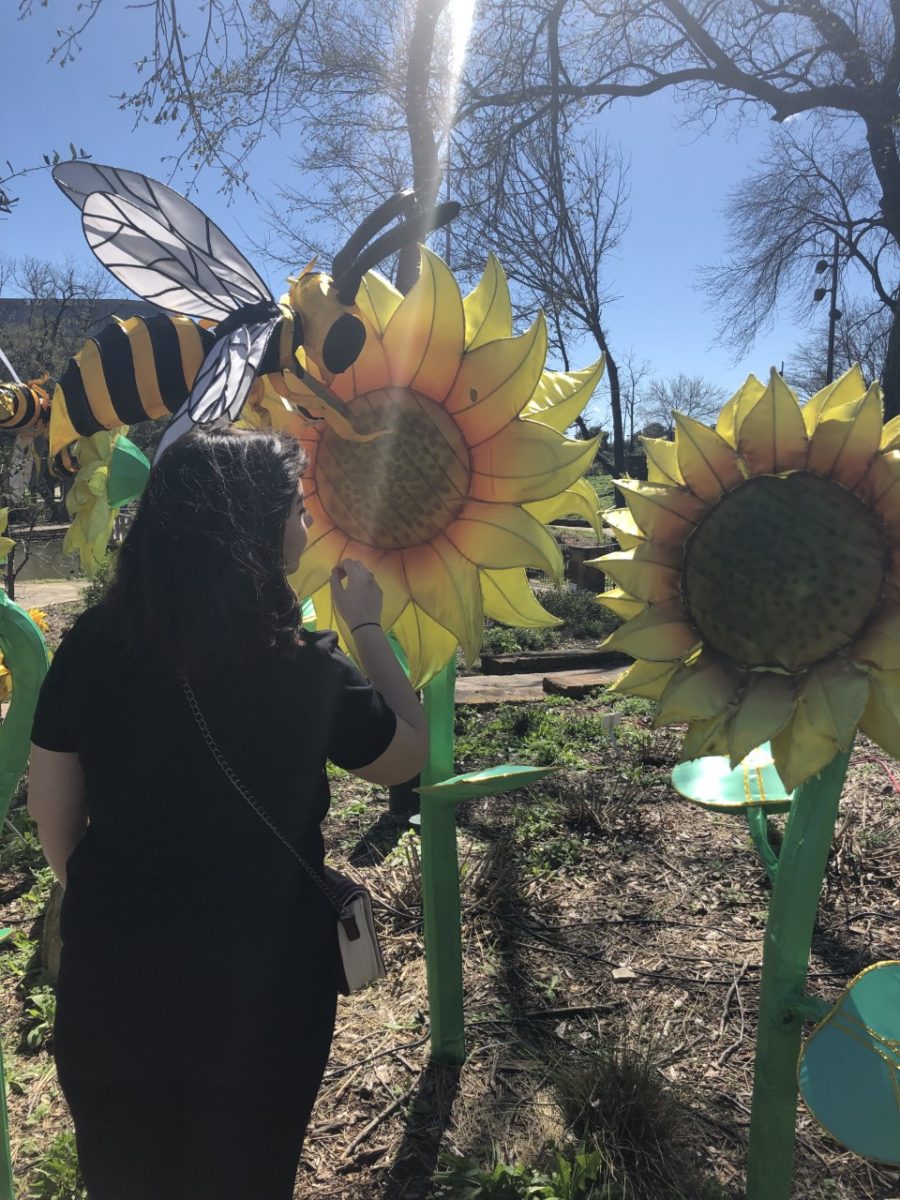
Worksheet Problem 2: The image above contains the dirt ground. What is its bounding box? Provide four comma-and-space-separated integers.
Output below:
3, 601, 900, 1198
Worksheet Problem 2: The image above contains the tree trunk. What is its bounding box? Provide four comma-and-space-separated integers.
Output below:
589, 323, 625, 504
882, 302, 900, 420
395, 0, 446, 295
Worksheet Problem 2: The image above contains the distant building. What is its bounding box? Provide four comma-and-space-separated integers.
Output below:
0, 297, 166, 336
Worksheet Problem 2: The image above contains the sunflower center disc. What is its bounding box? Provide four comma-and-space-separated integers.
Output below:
317, 388, 471, 549
682, 472, 886, 671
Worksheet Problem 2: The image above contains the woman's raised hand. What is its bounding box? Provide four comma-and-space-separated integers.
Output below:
330, 560, 384, 631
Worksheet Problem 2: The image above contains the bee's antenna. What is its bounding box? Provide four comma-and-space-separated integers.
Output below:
330, 191, 418, 282
333, 201, 461, 304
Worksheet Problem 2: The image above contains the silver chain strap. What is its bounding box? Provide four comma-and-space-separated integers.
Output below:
179, 675, 349, 917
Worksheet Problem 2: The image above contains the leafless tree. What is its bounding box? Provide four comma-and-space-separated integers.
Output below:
786, 296, 891, 396
639, 373, 727, 435
619, 351, 652, 448
702, 119, 896, 354
456, 114, 630, 472
0, 255, 113, 381
24, 0, 461, 292
460, 0, 900, 416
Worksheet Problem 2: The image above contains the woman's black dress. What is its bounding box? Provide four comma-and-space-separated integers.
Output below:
30, 605, 396, 1198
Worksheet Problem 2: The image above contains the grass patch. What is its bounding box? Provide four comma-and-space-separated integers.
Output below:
455, 699, 620, 770
585, 473, 615, 510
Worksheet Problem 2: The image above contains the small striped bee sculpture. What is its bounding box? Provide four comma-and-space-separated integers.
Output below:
51, 162, 459, 461
0, 375, 52, 437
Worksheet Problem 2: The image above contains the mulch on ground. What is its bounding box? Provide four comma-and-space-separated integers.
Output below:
3, 602, 900, 1199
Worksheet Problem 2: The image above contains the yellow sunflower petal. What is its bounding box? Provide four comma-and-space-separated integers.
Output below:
609, 658, 678, 700
737, 370, 808, 475
806, 383, 883, 490
355, 269, 403, 335
727, 673, 797, 767
290, 525, 348, 599
446, 499, 563, 580
680, 713, 731, 761
603, 506, 645, 549
771, 657, 869, 791
470, 424, 599, 503
381, 248, 465, 400
857, 449, 900, 523
446, 314, 548, 444
881, 413, 900, 451
524, 477, 602, 537
602, 605, 699, 662
597, 545, 682, 603
641, 436, 683, 485
463, 253, 513, 349
674, 412, 744, 502
803, 363, 869, 434
390, 602, 459, 689
399, 537, 484, 665
597, 588, 644, 621
617, 480, 706, 546
654, 655, 740, 726
523, 359, 605, 433
851, 609, 900, 670
715, 375, 766, 447
480, 568, 563, 628
306, 580, 341, 640
859, 666, 900, 759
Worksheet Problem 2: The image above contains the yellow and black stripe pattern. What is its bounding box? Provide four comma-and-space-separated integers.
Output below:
49, 309, 309, 455
0, 379, 52, 434
50, 314, 217, 454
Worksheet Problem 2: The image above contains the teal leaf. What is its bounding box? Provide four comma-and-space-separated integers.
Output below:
799, 961, 900, 1164
671, 742, 793, 813
416, 763, 558, 803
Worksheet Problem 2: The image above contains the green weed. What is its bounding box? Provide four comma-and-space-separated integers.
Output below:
433, 1146, 615, 1199
481, 624, 560, 656
455, 701, 620, 772
24, 985, 56, 1049
80, 549, 118, 608
550, 1018, 700, 1200
27, 1130, 86, 1199
538, 588, 620, 640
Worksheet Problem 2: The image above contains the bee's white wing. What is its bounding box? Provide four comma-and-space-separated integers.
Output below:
153, 322, 274, 464
59, 164, 273, 318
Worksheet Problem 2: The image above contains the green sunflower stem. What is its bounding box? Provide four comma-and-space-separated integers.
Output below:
745, 806, 779, 883
420, 657, 466, 1065
0, 1025, 12, 1200
746, 747, 851, 1200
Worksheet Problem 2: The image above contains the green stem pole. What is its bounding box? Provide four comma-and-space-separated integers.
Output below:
745, 806, 779, 883
0, 1043, 12, 1200
746, 748, 850, 1200
419, 659, 466, 1063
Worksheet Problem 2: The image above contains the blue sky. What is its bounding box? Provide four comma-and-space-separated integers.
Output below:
1, 1, 855, 417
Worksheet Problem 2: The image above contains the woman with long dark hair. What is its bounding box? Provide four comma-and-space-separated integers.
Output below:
27, 423, 428, 1199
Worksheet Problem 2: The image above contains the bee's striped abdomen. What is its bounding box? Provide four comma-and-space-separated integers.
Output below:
0, 383, 51, 433
57, 314, 216, 441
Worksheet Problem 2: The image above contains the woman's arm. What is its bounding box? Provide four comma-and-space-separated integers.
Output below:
330, 562, 429, 785
27, 745, 88, 888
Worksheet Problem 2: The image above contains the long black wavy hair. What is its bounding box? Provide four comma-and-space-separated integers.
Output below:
102, 422, 308, 678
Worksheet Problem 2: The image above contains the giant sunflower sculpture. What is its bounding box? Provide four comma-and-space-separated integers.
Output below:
599, 366, 900, 790
251, 250, 602, 687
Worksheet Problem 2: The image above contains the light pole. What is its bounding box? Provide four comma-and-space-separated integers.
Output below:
813, 233, 842, 384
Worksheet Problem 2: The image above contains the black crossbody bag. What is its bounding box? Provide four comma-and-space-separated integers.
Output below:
180, 676, 386, 995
